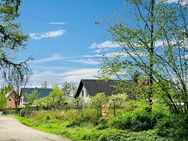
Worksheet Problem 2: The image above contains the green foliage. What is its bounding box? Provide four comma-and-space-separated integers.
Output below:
0, 0, 31, 111
99, 130, 129, 141
97, 117, 109, 130
0, 85, 12, 110
14, 99, 172, 140
62, 82, 77, 96
67, 108, 98, 127
69, 97, 84, 110
34, 84, 66, 110
0, 93, 7, 110
16, 113, 170, 141
90, 92, 108, 118
0, 87, 8, 110
49, 84, 65, 109
27, 90, 38, 105
109, 106, 168, 131
109, 93, 127, 116
99, 0, 188, 113
157, 113, 188, 140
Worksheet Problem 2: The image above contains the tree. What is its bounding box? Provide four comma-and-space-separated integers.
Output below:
49, 84, 65, 109
0, 85, 12, 110
0, 91, 7, 110
132, 71, 141, 84
41, 81, 48, 88
90, 92, 108, 118
72, 97, 84, 110
27, 90, 38, 105
0, 0, 31, 110
109, 94, 127, 116
4, 66, 31, 110
62, 82, 77, 96
99, 0, 187, 113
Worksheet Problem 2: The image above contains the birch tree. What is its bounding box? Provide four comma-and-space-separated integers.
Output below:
99, 0, 188, 113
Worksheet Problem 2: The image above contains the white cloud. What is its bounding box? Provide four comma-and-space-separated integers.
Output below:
29, 29, 65, 40
62, 68, 99, 82
66, 59, 101, 65
90, 41, 120, 53
31, 54, 64, 64
49, 22, 65, 25
30, 54, 104, 65
185, 54, 188, 59
28, 70, 61, 87
160, 0, 188, 6
28, 68, 99, 86
155, 39, 188, 49
101, 52, 145, 58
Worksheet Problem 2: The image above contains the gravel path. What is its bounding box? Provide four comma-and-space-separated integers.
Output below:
0, 116, 71, 141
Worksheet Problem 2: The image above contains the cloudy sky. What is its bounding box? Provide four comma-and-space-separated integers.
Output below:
14, 0, 127, 87
14, 0, 184, 87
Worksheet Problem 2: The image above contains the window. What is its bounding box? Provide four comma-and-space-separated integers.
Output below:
9, 99, 11, 101
82, 90, 84, 97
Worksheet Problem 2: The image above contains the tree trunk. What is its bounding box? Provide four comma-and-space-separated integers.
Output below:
113, 103, 116, 117
148, 0, 155, 111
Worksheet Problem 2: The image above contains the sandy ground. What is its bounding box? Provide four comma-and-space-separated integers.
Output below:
0, 116, 71, 141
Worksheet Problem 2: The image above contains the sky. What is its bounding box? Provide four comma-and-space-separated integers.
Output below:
13, 0, 185, 87
15, 0, 127, 87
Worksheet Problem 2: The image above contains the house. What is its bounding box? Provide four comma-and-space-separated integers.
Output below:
74, 79, 120, 102
6, 88, 53, 108
6, 91, 24, 109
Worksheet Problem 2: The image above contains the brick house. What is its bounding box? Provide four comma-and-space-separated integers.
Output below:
6, 91, 24, 109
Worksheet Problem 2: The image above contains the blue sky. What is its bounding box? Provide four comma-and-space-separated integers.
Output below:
16, 0, 127, 87
15, 0, 184, 87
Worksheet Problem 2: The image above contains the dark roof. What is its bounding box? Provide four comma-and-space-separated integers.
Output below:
21, 88, 52, 102
74, 79, 119, 98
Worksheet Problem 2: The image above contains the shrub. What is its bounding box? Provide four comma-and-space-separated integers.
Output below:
109, 108, 166, 131
156, 113, 188, 140
97, 117, 109, 130
99, 131, 128, 141
109, 94, 127, 116
90, 92, 108, 118
99, 130, 169, 141
46, 115, 51, 120
67, 108, 98, 127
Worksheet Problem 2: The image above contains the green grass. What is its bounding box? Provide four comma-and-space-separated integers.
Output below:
15, 110, 171, 141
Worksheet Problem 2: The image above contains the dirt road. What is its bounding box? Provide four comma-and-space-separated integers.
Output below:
0, 116, 70, 141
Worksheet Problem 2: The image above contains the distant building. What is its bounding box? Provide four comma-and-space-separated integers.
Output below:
6, 88, 53, 109
74, 79, 137, 102
21, 88, 53, 102
6, 91, 24, 109
74, 79, 121, 102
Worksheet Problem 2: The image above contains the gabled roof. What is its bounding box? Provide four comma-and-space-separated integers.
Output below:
6, 91, 14, 98
21, 88, 52, 101
74, 79, 119, 98
6, 91, 17, 98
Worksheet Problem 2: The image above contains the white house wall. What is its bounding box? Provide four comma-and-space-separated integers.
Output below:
79, 86, 90, 102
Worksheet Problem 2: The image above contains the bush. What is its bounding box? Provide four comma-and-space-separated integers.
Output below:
97, 117, 109, 130
67, 108, 98, 127
109, 107, 167, 131
2, 109, 16, 115
156, 113, 188, 140
98, 129, 168, 141
99, 131, 128, 141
